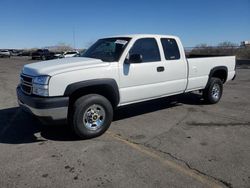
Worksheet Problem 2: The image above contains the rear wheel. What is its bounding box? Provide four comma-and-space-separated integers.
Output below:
70, 94, 113, 139
203, 77, 223, 104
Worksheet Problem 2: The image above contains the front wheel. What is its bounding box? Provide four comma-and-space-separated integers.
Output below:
203, 78, 223, 104
70, 94, 113, 139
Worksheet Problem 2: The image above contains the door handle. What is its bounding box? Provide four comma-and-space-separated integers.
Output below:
157, 66, 165, 72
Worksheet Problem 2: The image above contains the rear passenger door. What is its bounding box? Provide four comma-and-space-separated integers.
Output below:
119, 38, 166, 104
159, 38, 188, 95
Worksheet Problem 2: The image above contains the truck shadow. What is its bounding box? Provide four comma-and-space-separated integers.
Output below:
114, 92, 204, 121
0, 93, 203, 144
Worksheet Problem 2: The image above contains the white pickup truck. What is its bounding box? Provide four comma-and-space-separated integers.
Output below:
17, 34, 236, 139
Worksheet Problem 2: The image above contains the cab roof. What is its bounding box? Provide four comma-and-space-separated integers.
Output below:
105, 34, 178, 39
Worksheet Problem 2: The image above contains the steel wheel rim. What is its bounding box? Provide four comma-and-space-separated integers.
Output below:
83, 104, 105, 131
212, 83, 220, 100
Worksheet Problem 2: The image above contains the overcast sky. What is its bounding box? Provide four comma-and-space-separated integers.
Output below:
0, 0, 249, 49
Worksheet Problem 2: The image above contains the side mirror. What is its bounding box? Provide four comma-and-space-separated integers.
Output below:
128, 54, 143, 63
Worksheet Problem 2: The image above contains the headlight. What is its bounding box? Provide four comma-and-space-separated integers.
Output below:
33, 75, 50, 85
32, 75, 50, 96
33, 84, 49, 96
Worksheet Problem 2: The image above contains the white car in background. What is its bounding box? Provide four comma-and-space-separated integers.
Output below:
0, 50, 11, 58
53, 52, 64, 59
63, 51, 79, 58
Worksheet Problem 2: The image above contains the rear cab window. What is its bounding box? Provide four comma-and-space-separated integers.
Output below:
161, 38, 180, 60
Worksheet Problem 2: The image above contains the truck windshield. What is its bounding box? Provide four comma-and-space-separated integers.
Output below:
81, 37, 131, 62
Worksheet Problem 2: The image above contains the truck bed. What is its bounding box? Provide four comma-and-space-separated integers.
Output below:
185, 56, 236, 92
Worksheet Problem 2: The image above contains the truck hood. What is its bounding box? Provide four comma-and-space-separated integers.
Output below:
22, 57, 109, 76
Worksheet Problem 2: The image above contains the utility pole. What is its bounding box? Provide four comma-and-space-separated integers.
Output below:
73, 27, 76, 50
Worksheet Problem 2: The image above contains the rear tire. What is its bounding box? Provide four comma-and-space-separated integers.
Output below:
203, 77, 223, 104
70, 94, 113, 139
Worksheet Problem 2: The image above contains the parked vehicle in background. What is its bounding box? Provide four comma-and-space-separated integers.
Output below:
17, 34, 236, 139
9, 50, 23, 56
0, 50, 11, 58
31, 49, 55, 60
18, 50, 31, 56
54, 52, 64, 59
63, 51, 79, 58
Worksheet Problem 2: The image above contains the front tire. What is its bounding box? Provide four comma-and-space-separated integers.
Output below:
203, 77, 223, 104
70, 94, 113, 139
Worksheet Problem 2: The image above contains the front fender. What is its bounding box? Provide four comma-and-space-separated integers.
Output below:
64, 78, 120, 106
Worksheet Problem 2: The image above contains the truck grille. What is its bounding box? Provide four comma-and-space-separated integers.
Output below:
20, 74, 33, 95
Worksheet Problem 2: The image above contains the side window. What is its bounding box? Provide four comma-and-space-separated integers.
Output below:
129, 38, 161, 62
161, 38, 180, 60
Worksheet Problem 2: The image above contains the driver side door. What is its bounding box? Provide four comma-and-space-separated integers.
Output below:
119, 38, 166, 105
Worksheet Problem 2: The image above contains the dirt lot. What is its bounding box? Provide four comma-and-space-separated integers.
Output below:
0, 57, 249, 188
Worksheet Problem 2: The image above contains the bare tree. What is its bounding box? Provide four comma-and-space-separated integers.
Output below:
218, 41, 238, 47
54, 43, 73, 52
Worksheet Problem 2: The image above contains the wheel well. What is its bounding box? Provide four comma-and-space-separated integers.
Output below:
68, 85, 118, 111
210, 69, 227, 83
